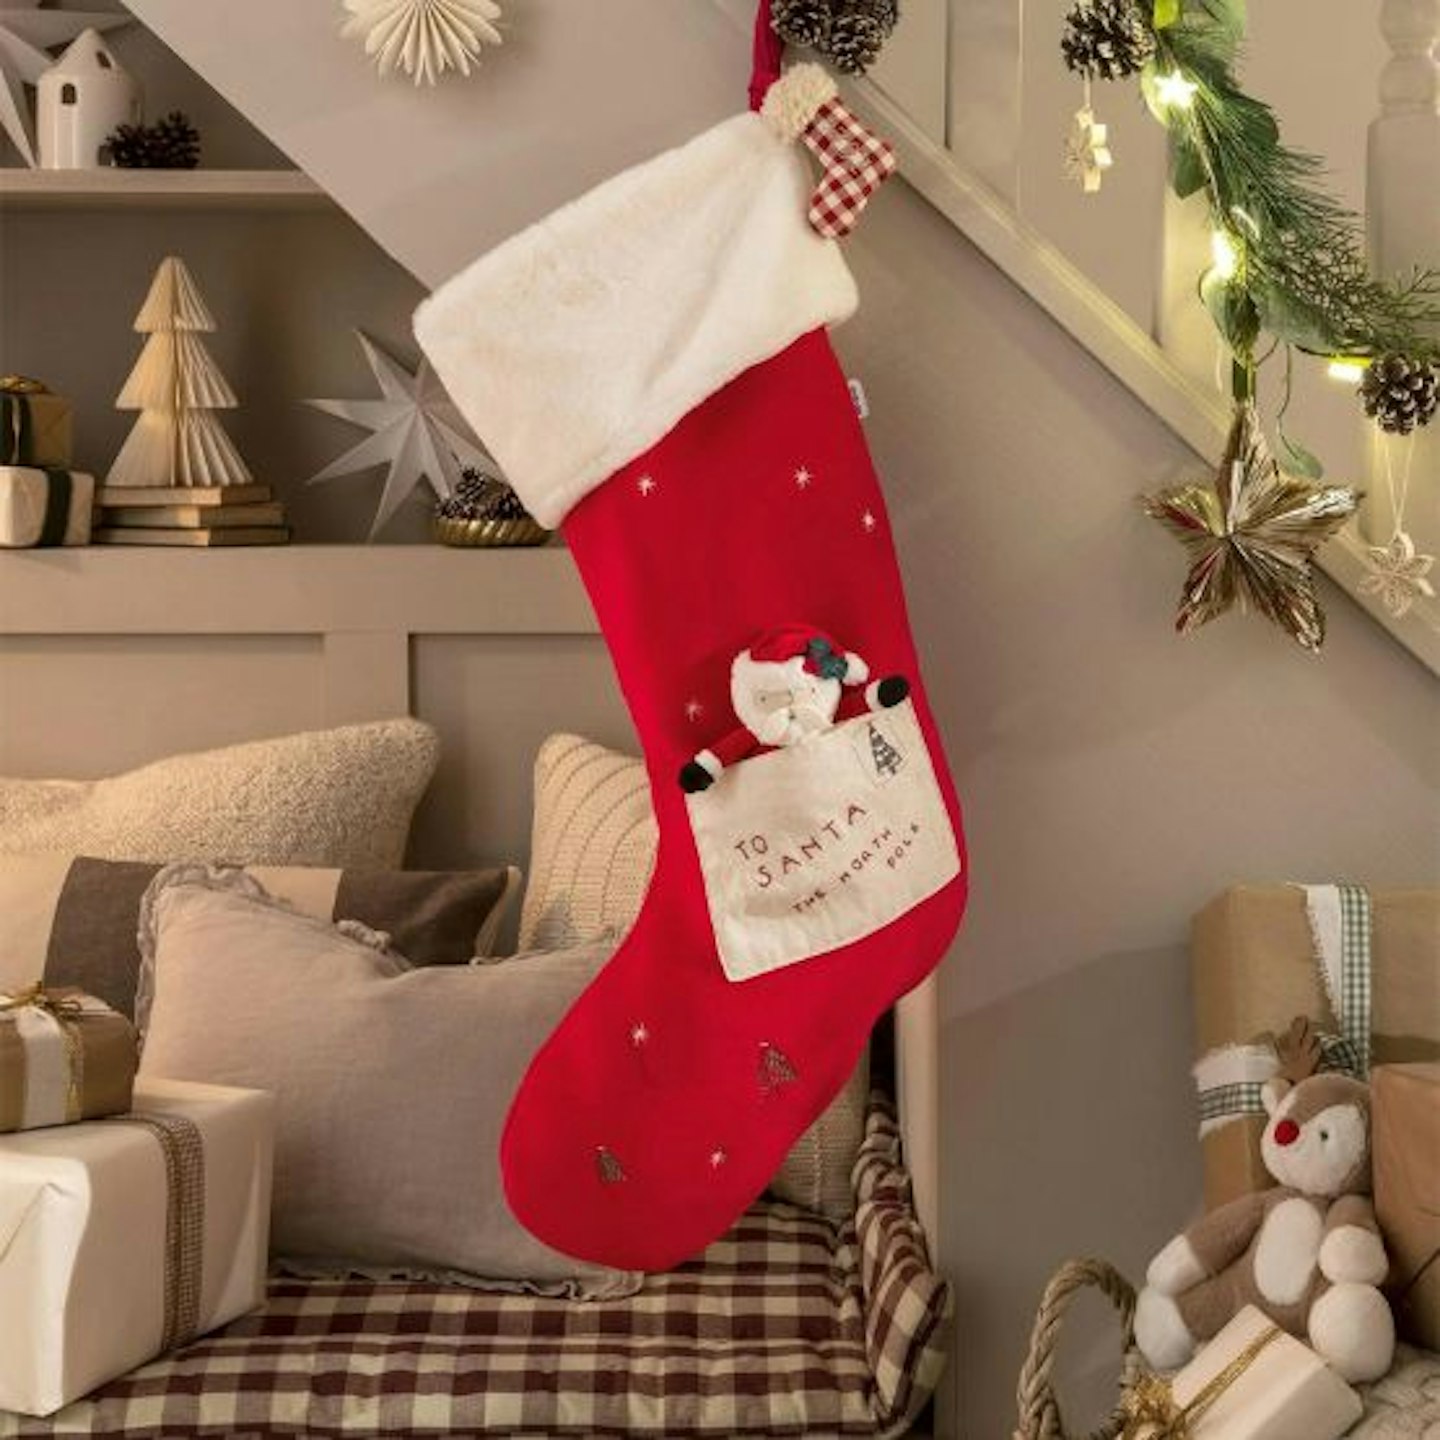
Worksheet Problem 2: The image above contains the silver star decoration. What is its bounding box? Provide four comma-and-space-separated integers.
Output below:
1063, 104, 1113, 194
709, 1147, 728, 1169
629, 1022, 650, 1047
861, 510, 878, 533
684, 699, 704, 723
305, 331, 492, 540
794, 466, 813, 489
636, 474, 657, 497
0, 2, 129, 166
1360, 530, 1435, 618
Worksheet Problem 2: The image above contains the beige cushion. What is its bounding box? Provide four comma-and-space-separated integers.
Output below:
519, 732, 868, 1220
137, 866, 637, 1299
0, 720, 439, 869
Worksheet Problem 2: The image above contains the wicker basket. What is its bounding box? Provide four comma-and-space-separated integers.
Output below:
1013, 1259, 1143, 1440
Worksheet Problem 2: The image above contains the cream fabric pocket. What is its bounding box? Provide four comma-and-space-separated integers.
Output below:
686, 700, 960, 983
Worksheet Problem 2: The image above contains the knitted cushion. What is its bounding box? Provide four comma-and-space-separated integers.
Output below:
518, 733, 868, 1220
0, 721, 438, 870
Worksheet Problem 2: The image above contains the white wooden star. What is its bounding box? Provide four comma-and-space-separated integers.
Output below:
1360, 530, 1436, 618
794, 466, 813, 489
305, 331, 493, 540
0, 3, 129, 166
636, 474, 657, 497
1063, 105, 1113, 194
684, 699, 704, 723
629, 1022, 650, 1047
861, 510, 878, 533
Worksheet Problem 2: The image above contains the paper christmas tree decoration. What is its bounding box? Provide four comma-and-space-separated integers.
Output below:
107, 257, 252, 489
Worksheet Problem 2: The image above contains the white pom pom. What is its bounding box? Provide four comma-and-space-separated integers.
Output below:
759, 62, 838, 143
843, 652, 870, 685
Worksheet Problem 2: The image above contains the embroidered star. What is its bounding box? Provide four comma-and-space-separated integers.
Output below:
629, 1022, 650, 1047
636, 474, 657, 497
794, 466, 813, 489
861, 510, 878, 533
684, 699, 704, 723
1360, 530, 1436, 618
709, 1147, 728, 1169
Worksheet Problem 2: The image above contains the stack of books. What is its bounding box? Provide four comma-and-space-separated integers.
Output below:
92, 484, 290, 546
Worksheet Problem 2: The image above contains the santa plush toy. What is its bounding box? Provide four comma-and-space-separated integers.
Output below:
679, 624, 909, 792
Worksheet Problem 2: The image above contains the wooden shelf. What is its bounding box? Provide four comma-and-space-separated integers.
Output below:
0, 168, 333, 211
0, 544, 596, 637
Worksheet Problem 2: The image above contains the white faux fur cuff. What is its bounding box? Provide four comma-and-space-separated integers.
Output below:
413, 89, 857, 528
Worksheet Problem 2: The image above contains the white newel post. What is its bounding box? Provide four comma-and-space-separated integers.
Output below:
1365, 0, 1440, 549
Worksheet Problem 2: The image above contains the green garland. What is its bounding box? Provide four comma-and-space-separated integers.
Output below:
1064, 0, 1440, 414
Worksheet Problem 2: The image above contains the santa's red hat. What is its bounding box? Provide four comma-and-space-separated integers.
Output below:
743, 625, 869, 685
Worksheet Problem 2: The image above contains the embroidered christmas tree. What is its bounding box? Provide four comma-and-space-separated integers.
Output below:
107, 256, 253, 488
757, 1041, 799, 1095
868, 721, 904, 778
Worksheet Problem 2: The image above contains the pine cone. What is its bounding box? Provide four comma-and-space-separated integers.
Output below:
1360, 354, 1439, 435
771, 0, 832, 51
147, 111, 201, 169
827, 7, 887, 74
437, 468, 531, 522
1060, 0, 1155, 80
106, 121, 153, 169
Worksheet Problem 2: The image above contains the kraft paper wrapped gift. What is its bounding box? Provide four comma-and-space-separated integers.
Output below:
0, 1077, 274, 1417
1128, 1306, 1361, 1440
1373, 1061, 1440, 1350
0, 984, 136, 1132
0, 381, 72, 467
1192, 886, 1440, 1209
0, 466, 95, 547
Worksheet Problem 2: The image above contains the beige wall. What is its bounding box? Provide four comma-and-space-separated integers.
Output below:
7, 7, 1439, 1436
839, 184, 1440, 1434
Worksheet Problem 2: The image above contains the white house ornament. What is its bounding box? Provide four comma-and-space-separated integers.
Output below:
1064, 102, 1113, 193
1142, 404, 1359, 652
1360, 531, 1436, 618
305, 332, 493, 540
0, 1, 128, 167
36, 27, 138, 169
340, 0, 502, 85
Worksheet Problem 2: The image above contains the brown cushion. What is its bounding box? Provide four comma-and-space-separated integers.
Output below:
137, 865, 637, 1299
519, 732, 868, 1220
0, 853, 519, 1019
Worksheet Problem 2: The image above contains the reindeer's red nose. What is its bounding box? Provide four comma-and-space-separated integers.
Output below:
1273, 1119, 1300, 1147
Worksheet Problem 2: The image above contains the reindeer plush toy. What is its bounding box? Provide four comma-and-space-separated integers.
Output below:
1136, 1019, 1395, 1383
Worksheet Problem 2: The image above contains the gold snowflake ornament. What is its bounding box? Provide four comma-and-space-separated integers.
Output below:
1142, 405, 1359, 652
1360, 531, 1435, 618
1064, 106, 1113, 194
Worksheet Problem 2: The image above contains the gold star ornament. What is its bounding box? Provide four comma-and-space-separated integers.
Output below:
1064, 105, 1113, 193
1142, 405, 1359, 652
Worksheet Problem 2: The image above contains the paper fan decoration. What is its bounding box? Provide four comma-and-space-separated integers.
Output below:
340, 0, 502, 85
107, 256, 252, 489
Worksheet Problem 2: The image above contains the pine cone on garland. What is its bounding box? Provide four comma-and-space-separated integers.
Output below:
1060, 0, 1155, 81
827, 0, 898, 75
1359, 354, 1439, 435
771, 0, 833, 52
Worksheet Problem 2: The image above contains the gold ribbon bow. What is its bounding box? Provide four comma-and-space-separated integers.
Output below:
1121, 1326, 1283, 1438
0, 981, 85, 1020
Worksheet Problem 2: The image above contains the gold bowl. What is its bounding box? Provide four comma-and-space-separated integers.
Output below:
433, 515, 552, 548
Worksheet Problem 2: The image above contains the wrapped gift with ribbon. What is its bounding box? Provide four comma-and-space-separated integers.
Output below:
0, 465, 95, 546
1123, 1306, 1361, 1440
0, 1077, 275, 1417
0, 983, 137, 1131
0, 375, 73, 467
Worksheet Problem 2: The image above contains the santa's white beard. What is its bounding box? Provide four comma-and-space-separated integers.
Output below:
755, 701, 832, 747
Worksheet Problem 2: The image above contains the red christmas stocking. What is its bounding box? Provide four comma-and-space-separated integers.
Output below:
416, 65, 966, 1271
